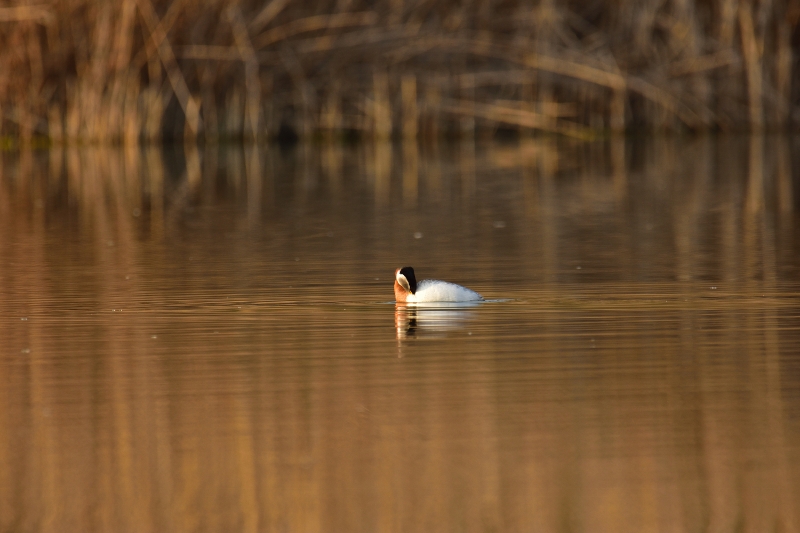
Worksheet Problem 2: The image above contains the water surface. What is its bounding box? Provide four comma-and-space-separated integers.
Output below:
1, 137, 800, 532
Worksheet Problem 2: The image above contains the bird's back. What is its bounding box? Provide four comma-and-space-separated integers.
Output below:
413, 279, 483, 302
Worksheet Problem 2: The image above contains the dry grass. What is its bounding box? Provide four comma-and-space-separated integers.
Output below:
0, 0, 798, 144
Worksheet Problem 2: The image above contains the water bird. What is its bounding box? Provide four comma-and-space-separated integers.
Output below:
394, 266, 483, 303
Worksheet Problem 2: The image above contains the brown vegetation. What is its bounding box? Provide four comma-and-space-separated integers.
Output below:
0, 0, 799, 143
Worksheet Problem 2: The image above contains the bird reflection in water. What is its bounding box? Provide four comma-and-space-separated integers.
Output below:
394, 303, 481, 355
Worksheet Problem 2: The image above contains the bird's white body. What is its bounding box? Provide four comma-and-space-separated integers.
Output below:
394, 267, 483, 303
405, 280, 483, 303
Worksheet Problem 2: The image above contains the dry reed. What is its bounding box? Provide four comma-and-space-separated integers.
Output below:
0, 0, 798, 144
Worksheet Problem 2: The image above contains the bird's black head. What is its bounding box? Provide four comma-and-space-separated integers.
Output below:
397, 266, 417, 294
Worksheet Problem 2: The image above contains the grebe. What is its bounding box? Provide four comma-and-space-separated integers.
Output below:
394, 266, 483, 303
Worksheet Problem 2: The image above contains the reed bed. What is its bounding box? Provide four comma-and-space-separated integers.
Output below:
0, 0, 798, 144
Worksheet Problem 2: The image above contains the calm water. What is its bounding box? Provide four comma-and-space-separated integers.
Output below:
2, 137, 800, 532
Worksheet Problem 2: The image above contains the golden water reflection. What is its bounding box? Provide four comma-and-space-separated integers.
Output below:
1, 137, 800, 532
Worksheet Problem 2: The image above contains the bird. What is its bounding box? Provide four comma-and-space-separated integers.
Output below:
394, 266, 483, 303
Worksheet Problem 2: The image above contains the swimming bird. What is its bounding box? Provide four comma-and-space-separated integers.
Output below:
394, 266, 483, 303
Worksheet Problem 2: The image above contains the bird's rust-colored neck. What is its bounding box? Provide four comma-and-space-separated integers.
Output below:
394, 279, 408, 303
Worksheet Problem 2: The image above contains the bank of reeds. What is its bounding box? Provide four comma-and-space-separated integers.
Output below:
1, 0, 798, 144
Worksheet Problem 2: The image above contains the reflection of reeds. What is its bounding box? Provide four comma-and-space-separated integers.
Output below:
1, 136, 799, 532
1, 1, 798, 143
